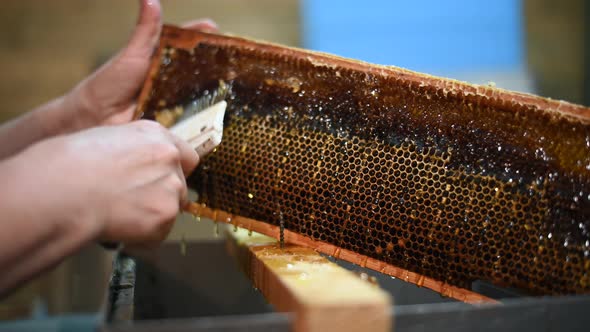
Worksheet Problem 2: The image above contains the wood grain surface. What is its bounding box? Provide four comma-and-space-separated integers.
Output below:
225, 227, 392, 332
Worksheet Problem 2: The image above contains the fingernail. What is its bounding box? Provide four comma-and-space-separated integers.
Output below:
202, 18, 218, 29
140, 0, 162, 20
145, 0, 160, 8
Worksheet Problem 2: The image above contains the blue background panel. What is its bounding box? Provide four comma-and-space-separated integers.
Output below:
302, 0, 523, 75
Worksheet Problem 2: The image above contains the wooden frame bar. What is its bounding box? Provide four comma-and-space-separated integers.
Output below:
187, 203, 496, 304
224, 227, 391, 332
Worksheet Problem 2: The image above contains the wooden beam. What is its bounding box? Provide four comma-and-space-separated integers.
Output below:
186, 203, 496, 304
225, 227, 392, 332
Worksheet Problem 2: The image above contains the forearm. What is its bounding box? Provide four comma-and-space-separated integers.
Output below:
0, 143, 100, 294
0, 93, 88, 160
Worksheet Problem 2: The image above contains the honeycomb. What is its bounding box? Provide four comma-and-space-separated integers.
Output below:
138, 26, 590, 295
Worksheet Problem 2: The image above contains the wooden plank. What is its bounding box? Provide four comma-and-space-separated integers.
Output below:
187, 203, 496, 304
224, 226, 392, 332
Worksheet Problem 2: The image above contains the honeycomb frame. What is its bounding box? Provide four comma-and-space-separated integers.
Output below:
136, 26, 590, 299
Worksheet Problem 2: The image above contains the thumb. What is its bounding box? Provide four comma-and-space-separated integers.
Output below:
181, 18, 219, 32
64, 0, 162, 127
123, 0, 163, 59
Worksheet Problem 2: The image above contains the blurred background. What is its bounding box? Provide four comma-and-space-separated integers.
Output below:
0, 0, 587, 321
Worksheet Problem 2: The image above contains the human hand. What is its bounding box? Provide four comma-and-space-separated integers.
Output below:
64, 0, 217, 130
19, 120, 199, 245
0, 1, 217, 161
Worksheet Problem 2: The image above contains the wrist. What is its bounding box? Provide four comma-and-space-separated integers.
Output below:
58, 87, 99, 133
33, 94, 81, 136
36, 86, 101, 136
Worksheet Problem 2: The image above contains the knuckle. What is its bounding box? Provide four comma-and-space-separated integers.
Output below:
137, 120, 171, 138
129, 203, 178, 245
170, 175, 186, 193
188, 154, 200, 173
140, 206, 176, 239
135, 119, 162, 130
158, 196, 180, 220
152, 143, 179, 163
